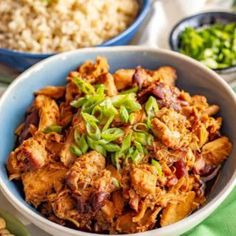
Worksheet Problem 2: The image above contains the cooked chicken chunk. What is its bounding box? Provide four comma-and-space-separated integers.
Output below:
113, 69, 135, 90
78, 56, 109, 83
35, 95, 59, 131
130, 164, 157, 197
152, 108, 191, 149
97, 73, 118, 96
7, 133, 47, 178
22, 163, 67, 207
60, 128, 76, 167
202, 137, 232, 165
50, 190, 82, 228
160, 191, 196, 226
151, 66, 177, 87
66, 151, 106, 191
35, 86, 65, 99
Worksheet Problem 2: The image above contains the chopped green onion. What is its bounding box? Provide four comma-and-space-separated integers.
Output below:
147, 133, 154, 146
134, 141, 144, 153
110, 94, 128, 107
72, 77, 95, 95
74, 129, 81, 145
81, 112, 98, 124
101, 128, 124, 142
87, 136, 106, 156
145, 96, 159, 118
131, 150, 143, 164
70, 97, 87, 108
96, 84, 105, 95
102, 115, 115, 131
146, 117, 152, 129
133, 123, 148, 132
129, 113, 136, 125
43, 125, 62, 134
70, 145, 82, 157
97, 139, 109, 145
119, 106, 129, 123
121, 132, 132, 152
120, 86, 139, 94
78, 134, 88, 154
112, 177, 120, 188
111, 153, 121, 170
86, 122, 101, 140
133, 132, 147, 145
104, 143, 121, 152
151, 159, 163, 176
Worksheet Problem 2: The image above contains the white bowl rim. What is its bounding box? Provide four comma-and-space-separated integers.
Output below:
0, 46, 236, 236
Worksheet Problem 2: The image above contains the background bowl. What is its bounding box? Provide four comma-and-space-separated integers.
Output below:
0, 0, 150, 72
0, 46, 236, 236
169, 11, 236, 81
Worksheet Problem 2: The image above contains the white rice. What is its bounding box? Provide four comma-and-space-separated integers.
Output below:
0, 0, 139, 53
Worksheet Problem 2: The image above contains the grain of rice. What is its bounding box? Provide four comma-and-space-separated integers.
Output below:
0, 0, 139, 53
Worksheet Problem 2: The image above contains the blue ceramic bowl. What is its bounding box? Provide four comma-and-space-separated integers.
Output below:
169, 12, 236, 76
0, 0, 150, 72
0, 47, 236, 236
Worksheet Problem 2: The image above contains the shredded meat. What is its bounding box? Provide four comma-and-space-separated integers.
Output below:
7, 57, 232, 234
22, 163, 67, 207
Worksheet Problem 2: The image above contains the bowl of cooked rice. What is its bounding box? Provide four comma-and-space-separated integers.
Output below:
0, 0, 150, 71
0, 46, 235, 236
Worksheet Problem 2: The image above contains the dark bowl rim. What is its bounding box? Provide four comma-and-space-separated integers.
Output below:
0, 0, 151, 58
169, 11, 236, 74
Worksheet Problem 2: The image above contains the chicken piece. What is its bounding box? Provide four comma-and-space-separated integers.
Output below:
17, 108, 39, 144
160, 191, 196, 226
115, 213, 138, 233
77, 57, 109, 83
130, 164, 157, 197
72, 111, 86, 133
151, 66, 177, 87
151, 108, 191, 149
191, 95, 209, 112
59, 102, 73, 127
135, 207, 162, 232
202, 137, 232, 166
45, 132, 63, 160
66, 151, 106, 191
22, 163, 67, 207
111, 191, 125, 215
101, 200, 115, 222
60, 128, 76, 167
97, 73, 118, 96
65, 81, 80, 103
50, 190, 84, 229
7, 133, 47, 178
113, 69, 135, 90
132, 67, 152, 89
35, 86, 65, 99
204, 105, 220, 116
35, 95, 59, 131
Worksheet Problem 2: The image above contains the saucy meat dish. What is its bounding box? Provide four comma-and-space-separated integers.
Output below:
7, 57, 232, 234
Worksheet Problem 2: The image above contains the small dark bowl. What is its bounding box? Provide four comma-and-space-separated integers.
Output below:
169, 12, 236, 75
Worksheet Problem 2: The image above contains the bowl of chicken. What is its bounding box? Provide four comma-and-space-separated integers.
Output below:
0, 46, 235, 236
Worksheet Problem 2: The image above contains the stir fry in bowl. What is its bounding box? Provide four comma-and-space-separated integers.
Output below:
7, 57, 232, 234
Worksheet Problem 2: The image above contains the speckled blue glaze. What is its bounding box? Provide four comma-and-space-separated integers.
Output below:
0, 47, 235, 236
0, 0, 151, 72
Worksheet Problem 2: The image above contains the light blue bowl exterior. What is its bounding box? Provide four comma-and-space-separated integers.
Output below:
0, 0, 151, 72
0, 47, 235, 236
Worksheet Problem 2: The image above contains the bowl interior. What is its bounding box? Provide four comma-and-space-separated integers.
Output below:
0, 48, 236, 232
